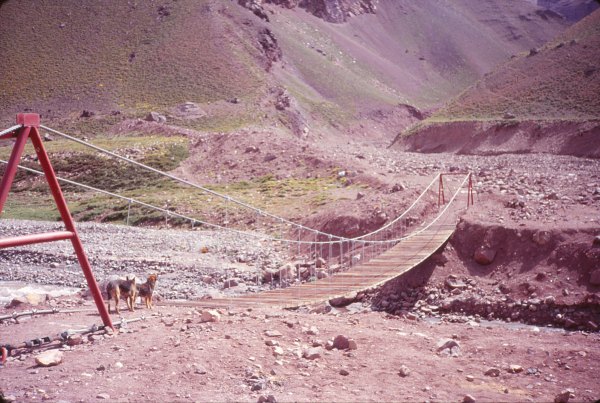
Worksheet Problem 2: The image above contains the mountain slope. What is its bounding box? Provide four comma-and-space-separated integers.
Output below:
430, 8, 600, 121
391, 10, 600, 158
0, 0, 577, 135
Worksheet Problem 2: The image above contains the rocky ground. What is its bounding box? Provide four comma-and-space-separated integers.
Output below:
0, 150, 599, 402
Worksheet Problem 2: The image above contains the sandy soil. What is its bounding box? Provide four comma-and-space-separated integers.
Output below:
1, 301, 599, 403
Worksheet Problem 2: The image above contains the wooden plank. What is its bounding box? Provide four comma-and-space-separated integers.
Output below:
162, 222, 457, 309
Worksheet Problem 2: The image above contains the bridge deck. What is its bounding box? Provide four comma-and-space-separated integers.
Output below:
162, 222, 456, 309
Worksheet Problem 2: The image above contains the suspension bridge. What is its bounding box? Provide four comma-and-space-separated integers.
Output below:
0, 114, 473, 328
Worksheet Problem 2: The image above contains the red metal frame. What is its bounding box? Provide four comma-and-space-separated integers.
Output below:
0, 114, 113, 330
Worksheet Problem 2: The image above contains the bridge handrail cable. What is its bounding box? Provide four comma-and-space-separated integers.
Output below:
1, 158, 466, 246
39, 124, 445, 243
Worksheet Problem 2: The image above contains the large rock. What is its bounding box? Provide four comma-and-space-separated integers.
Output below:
437, 338, 460, 356
145, 111, 166, 123
532, 231, 552, 246
5, 296, 28, 308
302, 347, 322, 360
474, 247, 496, 265
329, 295, 356, 307
35, 350, 63, 367
263, 265, 294, 283
199, 310, 221, 323
554, 389, 575, 403
590, 269, 600, 286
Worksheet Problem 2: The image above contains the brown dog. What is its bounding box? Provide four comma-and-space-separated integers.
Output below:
106, 276, 137, 314
138, 274, 158, 309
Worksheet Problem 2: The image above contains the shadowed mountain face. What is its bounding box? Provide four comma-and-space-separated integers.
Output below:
537, 0, 599, 22
0, 0, 581, 130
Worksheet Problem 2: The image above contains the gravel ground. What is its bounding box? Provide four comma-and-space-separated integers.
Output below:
0, 219, 288, 300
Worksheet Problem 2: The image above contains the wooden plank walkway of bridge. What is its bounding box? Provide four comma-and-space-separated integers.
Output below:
162, 222, 457, 309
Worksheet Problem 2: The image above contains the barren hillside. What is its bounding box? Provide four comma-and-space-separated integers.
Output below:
392, 9, 600, 158
0, 0, 573, 134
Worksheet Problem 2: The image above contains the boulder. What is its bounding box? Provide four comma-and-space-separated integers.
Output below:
474, 247, 496, 265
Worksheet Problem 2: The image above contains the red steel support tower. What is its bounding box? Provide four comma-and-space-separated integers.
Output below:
0, 114, 113, 330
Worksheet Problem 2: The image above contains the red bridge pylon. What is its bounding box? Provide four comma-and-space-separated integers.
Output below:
0, 113, 113, 330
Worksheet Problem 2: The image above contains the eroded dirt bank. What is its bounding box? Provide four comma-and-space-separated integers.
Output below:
393, 120, 600, 158
370, 217, 600, 331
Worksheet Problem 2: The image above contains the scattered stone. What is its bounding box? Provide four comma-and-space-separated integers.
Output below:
265, 330, 283, 337
474, 247, 496, 265
466, 375, 474, 382
193, 363, 207, 375
463, 394, 476, 403
329, 296, 355, 307
339, 368, 350, 376
437, 338, 460, 356
272, 346, 284, 356
503, 112, 516, 119
484, 367, 500, 377
356, 191, 365, 200
302, 347, 322, 360
199, 310, 221, 323
398, 365, 411, 377
589, 269, 600, 286
532, 231, 551, 246
508, 364, 523, 373
66, 334, 83, 346
35, 350, 63, 367
80, 110, 95, 118
257, 395, 277, 403
5, 296, 28, 308
306, 326, 319, 336
554, 389, 575, 403
390, 183, 406, 193
265, 340, 279, 347
43, 133, 54, 142
263, 154, 277, 163
593, 235, 600, 246
332, 335, 350, 350
405, 312, 418, 320
223, 278, 240, 288
145, 111, 166, 123
446, 276, 467, 290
